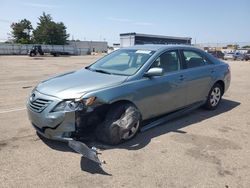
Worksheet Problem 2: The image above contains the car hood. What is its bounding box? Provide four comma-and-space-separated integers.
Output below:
36, 68, 128, 99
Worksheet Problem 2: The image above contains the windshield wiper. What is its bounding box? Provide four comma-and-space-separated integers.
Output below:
86, 67, 127, 76
92, 69, 112, 75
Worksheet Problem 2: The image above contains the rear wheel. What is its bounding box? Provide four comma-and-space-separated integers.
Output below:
204, 83, 223, 110
30, 52, 36, 57
95, 103, 141, 145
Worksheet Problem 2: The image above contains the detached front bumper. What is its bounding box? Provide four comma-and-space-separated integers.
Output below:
27, 90, 76, 141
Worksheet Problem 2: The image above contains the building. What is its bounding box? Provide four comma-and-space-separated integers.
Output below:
68, 40, 108, 55
120, 32, 192, 47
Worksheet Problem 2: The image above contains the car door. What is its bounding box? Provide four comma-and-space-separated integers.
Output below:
134, 50, 188, 119
181, 50, 214, 105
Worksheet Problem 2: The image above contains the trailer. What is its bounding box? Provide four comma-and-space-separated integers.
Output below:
29, 45, 72, 57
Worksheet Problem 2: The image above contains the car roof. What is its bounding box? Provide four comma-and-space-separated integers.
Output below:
123, 44, 200, 51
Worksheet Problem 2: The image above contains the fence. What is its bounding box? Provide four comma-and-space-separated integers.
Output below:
0, 43, 89, 55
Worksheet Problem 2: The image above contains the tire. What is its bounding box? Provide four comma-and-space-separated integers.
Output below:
204, 83, 223, 110
95, 103, 141, 145
30, 52, 35, 57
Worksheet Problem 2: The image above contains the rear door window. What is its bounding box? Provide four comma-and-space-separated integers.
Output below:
183, 51, 210, 68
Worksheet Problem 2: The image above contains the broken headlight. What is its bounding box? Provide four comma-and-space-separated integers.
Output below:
52, 100, 84, 112
51, 97, 97, 112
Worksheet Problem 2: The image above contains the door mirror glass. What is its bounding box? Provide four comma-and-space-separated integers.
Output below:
144, 67, 163, 77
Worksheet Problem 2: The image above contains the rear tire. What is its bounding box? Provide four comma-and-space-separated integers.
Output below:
30, 52, 35, 57
95, 103, 141, 145
204, 83, 223, 110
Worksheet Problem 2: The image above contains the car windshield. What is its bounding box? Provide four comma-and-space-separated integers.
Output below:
88, 49, 155, 76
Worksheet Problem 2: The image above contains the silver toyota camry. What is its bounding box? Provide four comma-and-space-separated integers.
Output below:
27, 45, 231, 145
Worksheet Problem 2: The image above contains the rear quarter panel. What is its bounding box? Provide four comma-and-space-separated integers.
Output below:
212, 62, 231, 93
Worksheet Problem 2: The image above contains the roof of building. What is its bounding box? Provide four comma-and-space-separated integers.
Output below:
120, 32, 192, 41
123, 44, 197, 51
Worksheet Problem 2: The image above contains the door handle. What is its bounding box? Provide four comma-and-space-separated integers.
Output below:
211, 69, 215, 73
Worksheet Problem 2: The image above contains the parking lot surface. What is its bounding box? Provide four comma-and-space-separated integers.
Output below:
0, 55, 250, 188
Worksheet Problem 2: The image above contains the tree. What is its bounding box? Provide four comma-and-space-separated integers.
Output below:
226, 44, 239, 49
33, 12, 69, 45
11, 19, 33, 44
242, 45, 250, 49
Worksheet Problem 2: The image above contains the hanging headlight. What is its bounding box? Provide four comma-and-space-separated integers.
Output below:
52, 101, 68, 112
52, 100, 84, 112
51, 97, 97, 112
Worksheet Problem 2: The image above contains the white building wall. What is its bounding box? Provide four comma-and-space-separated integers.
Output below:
120, 36, 135, 47
69, 41, 108, 54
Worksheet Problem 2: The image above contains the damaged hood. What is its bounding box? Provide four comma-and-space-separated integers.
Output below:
36, 68, 127, 99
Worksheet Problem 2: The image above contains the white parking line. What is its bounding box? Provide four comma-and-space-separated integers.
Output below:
0, 107, 26, 114
0, 80, 39, 85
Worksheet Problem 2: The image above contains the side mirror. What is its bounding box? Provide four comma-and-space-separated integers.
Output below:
144, 67, 163, 77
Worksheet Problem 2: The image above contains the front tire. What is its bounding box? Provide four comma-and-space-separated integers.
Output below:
95, 103, 141, 145
204, 83, 223, 110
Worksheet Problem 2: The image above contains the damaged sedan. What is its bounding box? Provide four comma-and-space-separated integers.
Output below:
27, 45, 231, 145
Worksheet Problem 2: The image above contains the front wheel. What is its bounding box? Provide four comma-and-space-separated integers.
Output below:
95, 103, 141, 145
204, 83, 223, 110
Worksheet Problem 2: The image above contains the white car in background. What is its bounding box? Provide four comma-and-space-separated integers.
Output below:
224, 52, 244, 60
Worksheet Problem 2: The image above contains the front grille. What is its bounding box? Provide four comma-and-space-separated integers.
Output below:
29, 98, 52, 113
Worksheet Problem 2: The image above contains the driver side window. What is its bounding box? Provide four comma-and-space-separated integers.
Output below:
151, 51, 180, 73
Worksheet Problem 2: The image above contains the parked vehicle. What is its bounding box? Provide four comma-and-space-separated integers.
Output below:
224, 52, 235, 60
29, 45, 70, 57
208, 50, 224, 59
234, 52, 245, 61
29, 45, 44, 56
27, 45, 231, 145
243, 50, 250, 61
224, 52, 244, 60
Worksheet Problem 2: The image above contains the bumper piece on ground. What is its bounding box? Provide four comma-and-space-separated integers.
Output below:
68, 140, 103, 165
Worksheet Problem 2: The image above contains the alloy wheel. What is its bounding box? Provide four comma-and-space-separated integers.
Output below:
210, 87, 221, 107
122, 121, 140, 140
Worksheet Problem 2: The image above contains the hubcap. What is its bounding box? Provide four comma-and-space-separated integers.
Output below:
122, 121, 140, 140
210, 87, 221, 107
